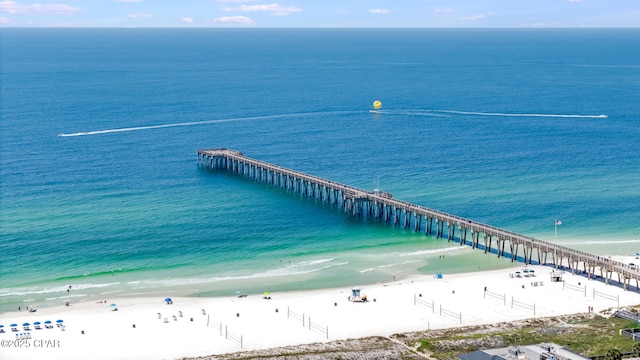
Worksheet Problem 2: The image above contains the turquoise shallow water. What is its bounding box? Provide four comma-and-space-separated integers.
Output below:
1, 28, 639, 313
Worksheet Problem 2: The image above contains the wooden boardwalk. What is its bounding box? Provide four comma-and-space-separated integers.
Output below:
197, 148, 640, 290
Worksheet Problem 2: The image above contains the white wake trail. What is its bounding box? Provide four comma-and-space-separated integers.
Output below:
433, 110, 608, 118
58, 111, 357, 137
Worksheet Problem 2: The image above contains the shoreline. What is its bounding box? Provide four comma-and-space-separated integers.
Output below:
3, 234, 639, 315
0, 245, 514, 314
2, 257, 640, 360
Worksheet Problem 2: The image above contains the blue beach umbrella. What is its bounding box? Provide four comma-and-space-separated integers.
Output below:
110, 303, 116, 307
34, 321, 41, 325
44, 321, 51, 324
56, 320, 63, 323
22, 323, 30, 326
164, 297, 171, 302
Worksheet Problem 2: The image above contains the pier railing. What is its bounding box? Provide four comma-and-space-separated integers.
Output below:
197, 148, 640, 290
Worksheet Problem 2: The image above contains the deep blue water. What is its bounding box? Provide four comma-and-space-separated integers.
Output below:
1, 28, 639, 313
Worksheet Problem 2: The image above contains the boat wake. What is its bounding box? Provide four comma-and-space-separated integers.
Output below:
58, 111, 359, 137
433, 109, 608, 118
373, 109, 607, 119
59, 108, 607, 137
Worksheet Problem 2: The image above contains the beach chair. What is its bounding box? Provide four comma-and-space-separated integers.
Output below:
163, 318, 169, 323
172, 315, 177, 321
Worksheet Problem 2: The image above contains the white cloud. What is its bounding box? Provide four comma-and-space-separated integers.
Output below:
213, 15, 254, 25
0, 1, 79, 15
0, 16, 14, 23
113, 0, 143, 2
461, 14, 484, 21
567, 0, 584, 2
128, 13, 151, 18
217, 0, 259, 2
435, 8, 454, 14
369, 8, 392, 14
181, 17, 193, 23
227, 3, 302, 16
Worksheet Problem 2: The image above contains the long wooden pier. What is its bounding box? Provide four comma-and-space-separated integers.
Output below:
197, 148, 640, 290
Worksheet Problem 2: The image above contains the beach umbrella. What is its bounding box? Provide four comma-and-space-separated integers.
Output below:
0, 325, 4, 329
56, 320, 63, 323
263, 291, 270, 295
33, 322, 41, 325
110, 304, 116, 307
22, 323, 30, 326
164, 297, 171, 302
44, 321, 51, 324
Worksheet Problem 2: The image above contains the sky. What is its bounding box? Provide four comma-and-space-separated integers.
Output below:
0, 0, 638, 28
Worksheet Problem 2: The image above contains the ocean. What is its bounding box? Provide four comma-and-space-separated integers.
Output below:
1, 28, 639, 313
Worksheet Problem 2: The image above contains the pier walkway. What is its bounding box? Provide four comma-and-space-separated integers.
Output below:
197, 148, 640, 290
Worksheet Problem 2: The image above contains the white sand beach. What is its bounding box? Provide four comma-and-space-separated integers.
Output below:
2, 257, 640, 360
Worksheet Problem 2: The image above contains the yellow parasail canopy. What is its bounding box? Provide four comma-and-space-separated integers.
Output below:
372, 100, 382, 110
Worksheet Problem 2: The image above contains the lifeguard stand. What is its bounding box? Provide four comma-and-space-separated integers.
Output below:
350, 288, 362, 302
550, 271, 563, 282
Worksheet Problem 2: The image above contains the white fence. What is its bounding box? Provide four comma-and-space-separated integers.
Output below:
440, 305, 462, 324
287, 307, 329, 339
206, 313, 243, 348
484, 289, 506, 305
511, 297, 536, 315
414, 294, 435, 312
563, 282, 587, 296
593, 289, 620, 307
